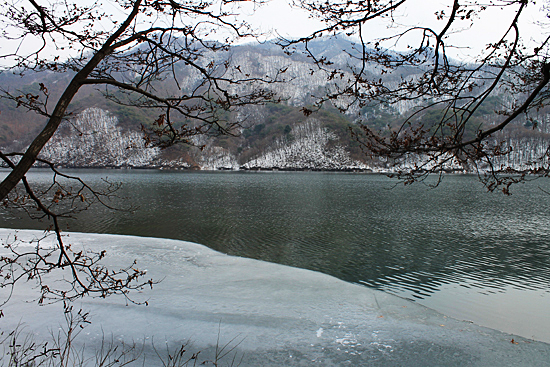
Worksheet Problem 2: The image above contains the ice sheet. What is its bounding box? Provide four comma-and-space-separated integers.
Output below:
1, 229, 549, 366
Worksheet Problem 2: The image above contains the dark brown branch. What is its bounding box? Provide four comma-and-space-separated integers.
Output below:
0, 0, 143, 202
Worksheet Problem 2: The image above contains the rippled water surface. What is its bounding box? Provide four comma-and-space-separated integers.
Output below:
2, 169, 550, 341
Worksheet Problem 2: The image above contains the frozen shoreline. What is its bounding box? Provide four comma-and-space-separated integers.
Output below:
1, 228, 549, 366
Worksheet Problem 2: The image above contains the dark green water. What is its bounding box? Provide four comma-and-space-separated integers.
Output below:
2, 169, 550, 341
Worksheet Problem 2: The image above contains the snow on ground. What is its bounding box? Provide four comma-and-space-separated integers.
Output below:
1, 229, 549, 366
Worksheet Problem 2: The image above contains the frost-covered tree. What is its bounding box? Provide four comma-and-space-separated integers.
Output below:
243, 119, 366, 170
41, 108, 159, 167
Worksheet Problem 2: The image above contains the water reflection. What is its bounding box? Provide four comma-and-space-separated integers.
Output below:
2, 169, 550, 339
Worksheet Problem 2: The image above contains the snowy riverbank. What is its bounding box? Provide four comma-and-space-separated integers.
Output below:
1, 229, 549, 366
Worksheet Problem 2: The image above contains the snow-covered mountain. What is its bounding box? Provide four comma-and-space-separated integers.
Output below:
4, 37, 550, 172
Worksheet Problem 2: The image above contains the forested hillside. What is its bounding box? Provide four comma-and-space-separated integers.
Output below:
2, 37, 549, 171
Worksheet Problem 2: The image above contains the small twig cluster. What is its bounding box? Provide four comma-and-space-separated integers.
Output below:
0, 305, 243, 367
282, 0, 550, 192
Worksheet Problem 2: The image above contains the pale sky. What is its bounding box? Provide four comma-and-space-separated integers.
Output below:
1, 0, 548, 65
235, 0, 548, 61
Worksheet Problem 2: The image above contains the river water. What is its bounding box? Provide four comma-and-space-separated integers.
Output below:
1, 169, 549, 342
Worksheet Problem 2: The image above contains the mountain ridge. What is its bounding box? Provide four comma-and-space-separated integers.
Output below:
1, 37, 549, 172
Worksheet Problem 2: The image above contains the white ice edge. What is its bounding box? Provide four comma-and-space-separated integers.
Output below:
1, 228, 549, 366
